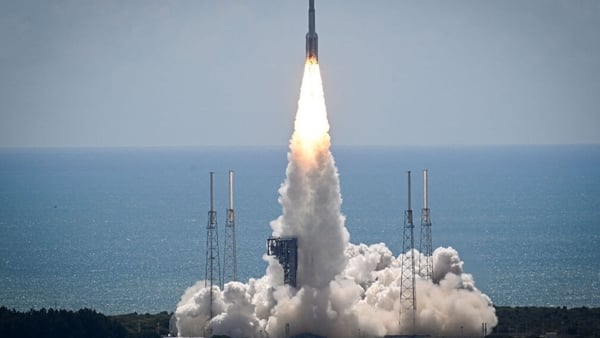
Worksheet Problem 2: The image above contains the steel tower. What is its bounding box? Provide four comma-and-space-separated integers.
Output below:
400, 171, 416, 332
420, 169, 433, 281
205, 172, 221, 319
223, 170, 237, 283
267, 236, 298, 288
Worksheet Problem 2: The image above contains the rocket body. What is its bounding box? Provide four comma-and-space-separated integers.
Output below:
306, 0, 318, 63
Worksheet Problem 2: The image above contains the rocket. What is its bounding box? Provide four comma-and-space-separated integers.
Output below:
306, 0, 318, 63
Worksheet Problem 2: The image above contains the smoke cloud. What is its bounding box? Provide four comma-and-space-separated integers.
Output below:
174, 63, 497, 337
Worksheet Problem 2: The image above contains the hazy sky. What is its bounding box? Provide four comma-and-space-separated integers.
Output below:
1, 0, 599, 147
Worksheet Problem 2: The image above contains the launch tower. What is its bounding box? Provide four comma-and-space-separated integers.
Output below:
223, 170, 237, 283
400, 171, 416, 331
419, 169, 433, 281
205, 172, 221, 319
267, 237, 298, 288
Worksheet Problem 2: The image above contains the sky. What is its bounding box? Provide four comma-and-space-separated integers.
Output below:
1, 0, 599, 148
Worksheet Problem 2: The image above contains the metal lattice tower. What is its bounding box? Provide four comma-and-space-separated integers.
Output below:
400, 171, 416, 332
223, 170, 237, 284
420, 169, 433, 281
266, 237, 298, 288
205, 171, 221, 319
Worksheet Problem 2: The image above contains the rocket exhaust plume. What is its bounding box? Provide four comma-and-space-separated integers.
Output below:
174, 1, 497, 337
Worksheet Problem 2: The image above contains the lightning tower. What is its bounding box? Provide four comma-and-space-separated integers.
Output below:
400, 171, 416, 332
205, 171, 221, 319
420, 169, 433, 281
223, 170, 237, 283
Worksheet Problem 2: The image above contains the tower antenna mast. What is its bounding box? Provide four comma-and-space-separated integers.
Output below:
400, 171, 416, 333
205, 172, 221, 320
420, 169, 433, 281
223, 170, 238, 283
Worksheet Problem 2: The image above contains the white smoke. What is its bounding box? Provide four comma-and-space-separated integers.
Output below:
174, 63, 497, 337
175, 246, 497, 337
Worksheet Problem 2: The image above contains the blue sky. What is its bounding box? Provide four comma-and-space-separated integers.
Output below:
1, 1, 599, 147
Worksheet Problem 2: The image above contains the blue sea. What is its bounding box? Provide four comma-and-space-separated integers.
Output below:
1, 145, 599, 314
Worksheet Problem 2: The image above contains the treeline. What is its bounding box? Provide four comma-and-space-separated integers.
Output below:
0, 306, 127, 338
110, 311, 173, 337
2, 306, 600, 337
493, 306, 600, 337
0, 307, 170, 338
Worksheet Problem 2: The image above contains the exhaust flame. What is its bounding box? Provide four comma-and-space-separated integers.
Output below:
271, 61, 348, 290
292, 63, 330, 160
173, 61, 498, 338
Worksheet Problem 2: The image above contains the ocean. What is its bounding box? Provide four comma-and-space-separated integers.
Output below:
0, 145, 599, 314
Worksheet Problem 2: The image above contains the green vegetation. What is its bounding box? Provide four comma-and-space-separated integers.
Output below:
0, 307, 172, 338
111, 311, 173, 338
1, 306, 599, 337
0, 306, 127, 338
493, 306, 600, 337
